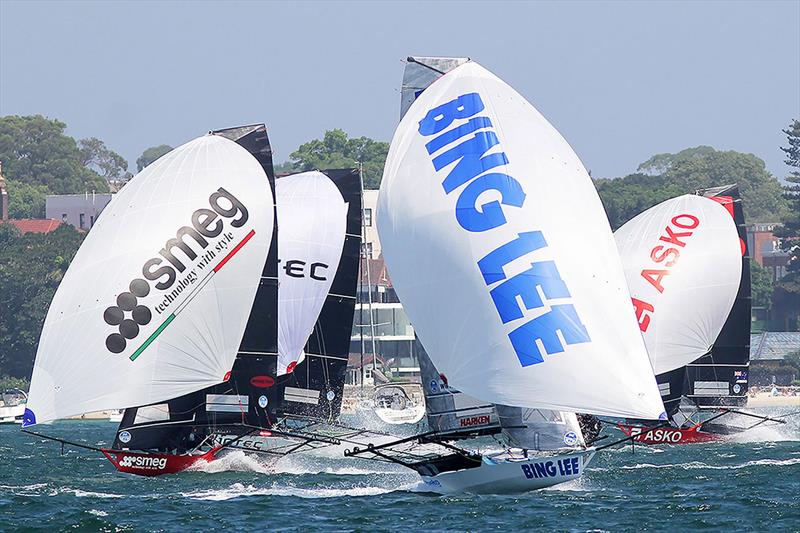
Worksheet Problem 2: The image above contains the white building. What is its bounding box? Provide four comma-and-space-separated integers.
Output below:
46, 193, 113, 230
362, 189, 380, 258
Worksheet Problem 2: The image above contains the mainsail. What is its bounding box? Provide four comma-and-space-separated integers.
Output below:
276, 169, 363, 421
378, 60, 665, 419
23, 131, 274, 427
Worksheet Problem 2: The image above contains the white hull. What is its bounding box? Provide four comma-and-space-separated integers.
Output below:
374, 404, 426, 425
420, 449, 595, 494
0, 403, 25, 424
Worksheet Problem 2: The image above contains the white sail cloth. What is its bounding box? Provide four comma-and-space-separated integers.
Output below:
276, 171, 348, 375
614, 194, 742, 375
378, 61, 665, 419
24, 135, 274, 425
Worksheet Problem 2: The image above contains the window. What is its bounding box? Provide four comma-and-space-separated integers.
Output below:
362, 242, 373, 259
79, 213, 85, 229
364, 208, 373, 227
61, 213, 68, 222
90, 215, 95, 227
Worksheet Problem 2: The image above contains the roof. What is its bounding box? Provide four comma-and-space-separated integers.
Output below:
0, 218, 63, 234
750, 332, 800, 361
347, 353, 387, 368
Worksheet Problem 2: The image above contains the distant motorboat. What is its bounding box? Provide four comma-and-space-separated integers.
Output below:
373, 383, 425, 425
0, 389, 27, 424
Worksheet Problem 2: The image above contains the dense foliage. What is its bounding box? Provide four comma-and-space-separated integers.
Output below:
0, 115, 116, 217
136, 144, 173, 172
0, 223, 85, 378
282, 129, 389, 188
751, 260, 774, 308
596, 146, 788, 230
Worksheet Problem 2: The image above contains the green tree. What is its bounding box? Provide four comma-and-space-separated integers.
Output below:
596, 146, 789, 229
136, 144, 173, 172
78, 137, 128, 182
4, 179, 49, 218
0, 224, 85, 378
751, 259, 773, 308
771, 119, 800, 331
0, 115, 108, 195
775, 119, 800, 273
286, 129, 389, 188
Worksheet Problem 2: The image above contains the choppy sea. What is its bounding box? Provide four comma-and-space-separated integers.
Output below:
1, 409, 798, 532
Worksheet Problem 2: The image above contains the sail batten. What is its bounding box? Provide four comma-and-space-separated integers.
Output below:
378, 61, 664, 419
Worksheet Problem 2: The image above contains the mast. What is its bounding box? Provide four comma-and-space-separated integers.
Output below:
360, 162, 379, 378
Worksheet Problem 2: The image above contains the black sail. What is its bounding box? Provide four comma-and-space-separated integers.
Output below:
275, 168, 363, 422
655, 184, 750, 417
113, 124, 279, 450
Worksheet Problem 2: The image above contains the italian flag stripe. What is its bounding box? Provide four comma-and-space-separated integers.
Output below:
129, 229, 256, 362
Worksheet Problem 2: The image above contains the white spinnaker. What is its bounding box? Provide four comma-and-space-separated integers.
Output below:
614, 195, 742, 375
276, 171, 348, 375
24, 135, 273, 425
378, 61, 665, 419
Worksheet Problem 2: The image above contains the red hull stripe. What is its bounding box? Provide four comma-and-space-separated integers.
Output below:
215, 229, 256, 273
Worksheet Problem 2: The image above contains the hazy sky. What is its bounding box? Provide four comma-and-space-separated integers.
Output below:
1, 1, 798, 179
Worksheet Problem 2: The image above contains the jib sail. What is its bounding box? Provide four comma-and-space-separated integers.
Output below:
22, 131, 274, 429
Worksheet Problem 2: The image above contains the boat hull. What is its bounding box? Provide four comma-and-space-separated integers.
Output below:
617, 423, 722, 444
420, 450, 595, 494
101, 447, 221, 476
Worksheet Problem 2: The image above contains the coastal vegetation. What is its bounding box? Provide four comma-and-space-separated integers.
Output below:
0, 114, 797, 379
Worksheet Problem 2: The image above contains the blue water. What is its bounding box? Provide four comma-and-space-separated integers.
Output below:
1, 411, 799, 532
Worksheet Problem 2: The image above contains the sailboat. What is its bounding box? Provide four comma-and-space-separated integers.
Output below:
23, 124, 372, 475
615, 185, 783, 443
402, 57, 600, 448
23, 125, 278, 475
345, 58, 665, 493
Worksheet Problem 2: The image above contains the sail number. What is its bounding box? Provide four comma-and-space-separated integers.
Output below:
416, 92, 591, 367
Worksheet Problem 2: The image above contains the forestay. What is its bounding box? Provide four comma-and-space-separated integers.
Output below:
276, 171, 348, 375
614, 195, 742, 375
24, 135, 274, 425
378, 61, 664, 419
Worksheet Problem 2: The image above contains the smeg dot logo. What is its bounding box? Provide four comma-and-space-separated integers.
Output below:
100, 187, 250, 357
104, 279, 153, 353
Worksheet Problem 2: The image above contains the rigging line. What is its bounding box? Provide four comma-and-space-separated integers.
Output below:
22, 429, 106, 453
593, 422, 672, 452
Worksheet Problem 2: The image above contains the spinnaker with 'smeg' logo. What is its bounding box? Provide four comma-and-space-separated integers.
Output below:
23, 134, 274, 427
377, 61, 665, 420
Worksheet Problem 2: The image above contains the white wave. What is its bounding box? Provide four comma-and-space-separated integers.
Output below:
50, 488, 124, 499
181, 482, 407, 501
189, 450, 276, 474
87, 509, 109, 517
600, 457, 800, 471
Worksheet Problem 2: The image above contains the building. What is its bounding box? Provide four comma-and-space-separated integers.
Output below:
45, 192, 113, 231
362, 189, 380, 259
0, 219, 63, 234
749, 332, 800, 386
746, 223, 791, 281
